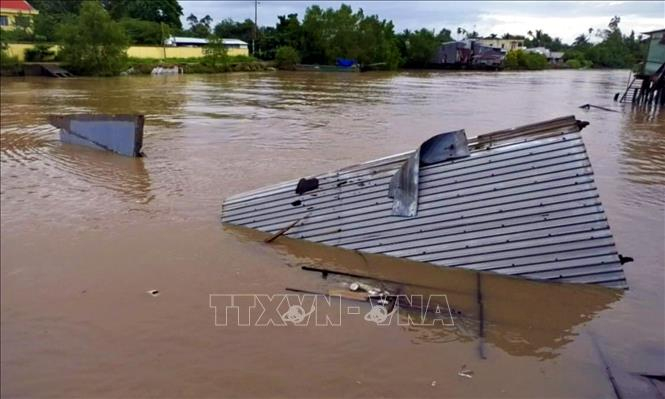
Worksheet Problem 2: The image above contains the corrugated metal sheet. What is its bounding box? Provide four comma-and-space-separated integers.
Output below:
222, 116, 628, 289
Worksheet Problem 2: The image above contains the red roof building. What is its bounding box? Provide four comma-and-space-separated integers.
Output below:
0, 0, 36, 12
0, 0, 38, 30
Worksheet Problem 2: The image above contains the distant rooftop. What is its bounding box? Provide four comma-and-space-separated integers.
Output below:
481, 35, 526, 40
642, 28, 665, 35
222, 38, 248, 45
0, 0, 37, 12
165, 36, 248, 46
164, 36, 247, 47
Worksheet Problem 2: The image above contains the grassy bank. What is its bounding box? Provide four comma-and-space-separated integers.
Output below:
126, 56, 275, 74
0, 54, 276, 77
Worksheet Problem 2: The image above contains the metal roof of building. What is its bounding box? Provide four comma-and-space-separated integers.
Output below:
222, 38, 248, 45
642, 28, 665, 35
222, 116, 628, 289
165, 37, 248, 45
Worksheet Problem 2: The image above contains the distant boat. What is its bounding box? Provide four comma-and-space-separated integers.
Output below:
296, 57, 360, 72
295, 64, 360, 72
222, 115, 630, 289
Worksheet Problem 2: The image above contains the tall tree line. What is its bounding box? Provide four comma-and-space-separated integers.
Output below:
3, 1, 649, 70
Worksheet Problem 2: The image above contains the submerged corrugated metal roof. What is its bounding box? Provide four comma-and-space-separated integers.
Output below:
222, 116, 628, 289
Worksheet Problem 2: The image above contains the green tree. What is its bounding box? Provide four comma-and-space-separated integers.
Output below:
297, 4, 399, 68
119, 18, 167, 45
213, 18, 255, 44
300, 5, 326, 63
33, 12, 76, 42
398, 28, 439, 67
504, 50, 519, 69
57, 1, 129, 76
1, 33, 20, 72
523, 29, 566, 51
104, 0, 183, 29
202, 36, 228, 68
29, 0, 83, 15
253, 14, 299, 59
356, 15, 400, 69
274, 46, 300, 69
185, 14, 213, 38
573, 33, 590, 48
504, 50, 547, 70
436, 28, 452, 42
467, 30, 480, 39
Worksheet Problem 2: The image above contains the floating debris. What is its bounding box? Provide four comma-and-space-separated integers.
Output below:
578, 104, 620, 113
49, 114, 144, 157
458, 365, 474, 379
147, 289, 160, 297
151, 66, 182, 75
222, 116, 629, 288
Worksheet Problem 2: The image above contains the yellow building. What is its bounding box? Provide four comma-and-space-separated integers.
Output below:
0, 0, 38, 30
477, 37, 526, 52
6, 44, 249, 62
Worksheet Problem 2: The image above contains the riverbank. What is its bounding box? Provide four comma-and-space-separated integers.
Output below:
125, 57, 275, 74
0, 56, 276, 77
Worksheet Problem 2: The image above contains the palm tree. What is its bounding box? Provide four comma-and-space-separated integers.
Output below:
535, 29, 543, 46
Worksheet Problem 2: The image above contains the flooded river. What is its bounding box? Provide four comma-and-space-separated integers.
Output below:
1, 70, 664, 398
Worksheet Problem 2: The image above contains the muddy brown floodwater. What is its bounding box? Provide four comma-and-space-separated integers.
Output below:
1, 70, 664, 398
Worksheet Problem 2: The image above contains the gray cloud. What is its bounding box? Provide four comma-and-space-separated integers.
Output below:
179, 1, 664, 43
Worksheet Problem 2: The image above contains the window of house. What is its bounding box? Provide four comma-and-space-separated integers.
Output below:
501, 44, 505, 48
518, 42, 523, 46
0, 16, 9, 26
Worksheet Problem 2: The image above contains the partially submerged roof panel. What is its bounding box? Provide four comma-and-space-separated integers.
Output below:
222, 116, 628, 289
49, 114, 144, 157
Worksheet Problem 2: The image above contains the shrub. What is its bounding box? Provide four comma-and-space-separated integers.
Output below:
202, 36, 229, 69
1, 35, 21, 74
523, 52, 547, 70
566, 59, 582, 69
57, 1, 129, 76
0, 51, 20, 70
563, 49, 592, 69
504, 50, 519, 69
24, 44, 55, 62
504, 50, 548, 70
274, 46, 300, 70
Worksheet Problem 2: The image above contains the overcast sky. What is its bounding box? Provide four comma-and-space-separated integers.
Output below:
179, 1, 664, 44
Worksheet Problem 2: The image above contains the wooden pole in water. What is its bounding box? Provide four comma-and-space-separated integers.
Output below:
161, 22, 167, 59
252, 0, 258, 55
476, 273, 486, 360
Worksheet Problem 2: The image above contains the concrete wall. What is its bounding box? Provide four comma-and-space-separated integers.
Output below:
5, 43, 37, 60
127, 46, 249, 58
6, 43, 248, 61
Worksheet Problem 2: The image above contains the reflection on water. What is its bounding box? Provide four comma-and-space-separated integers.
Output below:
1, 70, 663, 398
621, 110, 665, 187
249, 227, 622, 360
